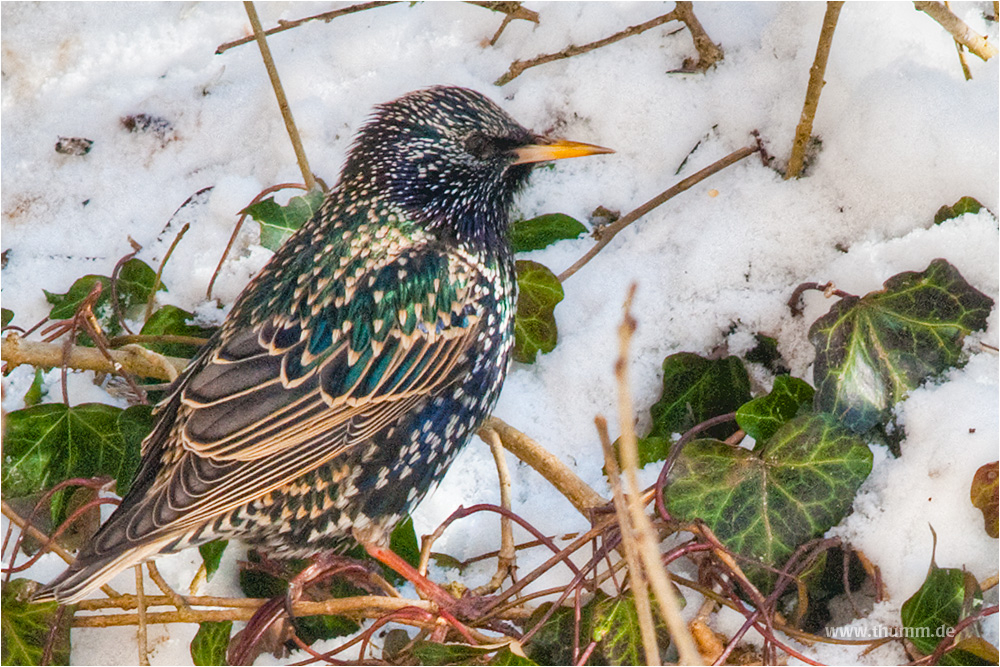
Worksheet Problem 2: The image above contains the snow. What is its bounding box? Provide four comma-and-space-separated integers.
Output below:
2, 2, 997, 665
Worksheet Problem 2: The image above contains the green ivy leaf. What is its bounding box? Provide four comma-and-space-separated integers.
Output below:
744, 333, 790, 375
490, 646, 539, 665
294, 610, 360, 645
190, 620, 232, 666
525, 603, 587, 665
390, 515, 421, 569
198, 540, 229, 582
509, 213, 587, 253
666, 413, 872, 590
970, 462, 999, 539
2, 308, 14, 328
140, 305, 216, 359
42, 258, 164, 341
1, 403, 153, 525
237, 551, 360, 646
736, 375, 815, 446
44, 275, 109, 320
21, 369, 46, 408
592, 591, 672, 666
648, 353, 751, 442
810, 259, 994, 434
244, 188, 325, 251
1, 579, 72, 666
411, 641, 497, 665
901, 564, 988, 663
513, 260, 564, 363
934, 197, 983, 225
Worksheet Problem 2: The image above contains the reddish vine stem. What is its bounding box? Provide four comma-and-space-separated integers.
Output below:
206, 183, 307, 299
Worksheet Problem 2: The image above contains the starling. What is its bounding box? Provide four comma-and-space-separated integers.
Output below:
35, 86, 611, 603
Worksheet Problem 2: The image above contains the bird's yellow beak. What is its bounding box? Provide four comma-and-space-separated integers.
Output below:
511, 138, 615, 165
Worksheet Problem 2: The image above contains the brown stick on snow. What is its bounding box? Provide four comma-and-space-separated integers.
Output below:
785, 2, 845, 180
914, 1, 998, 61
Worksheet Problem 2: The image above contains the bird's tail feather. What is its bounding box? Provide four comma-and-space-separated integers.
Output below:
32, 540, 169, 604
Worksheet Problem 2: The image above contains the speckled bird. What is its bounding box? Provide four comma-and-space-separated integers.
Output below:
36, 86, 611, 603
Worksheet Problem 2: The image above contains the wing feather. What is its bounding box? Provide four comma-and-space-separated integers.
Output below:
89, 239, 487, 554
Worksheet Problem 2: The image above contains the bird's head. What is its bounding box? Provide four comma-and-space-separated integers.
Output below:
340, 86, 612, 251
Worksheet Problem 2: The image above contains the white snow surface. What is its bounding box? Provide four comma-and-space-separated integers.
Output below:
1, 2, 997, 665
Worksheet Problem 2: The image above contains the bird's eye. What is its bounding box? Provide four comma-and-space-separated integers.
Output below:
464, 132, 495, 160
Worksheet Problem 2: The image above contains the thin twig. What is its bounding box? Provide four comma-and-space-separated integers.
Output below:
946, 1, 974, 79
914, 1, 998, 60
479, 417, 607, 515
495, 10, 679, 86
786, 2, 845, 179
145, 223, 189, 322
146, 561, 190, 612
244, 2, 316, 191
558, 144, 758, 282
135, 566, 150, 666
596, 415, 661, 666
671, 2, 724, 72
216, 1, 397, 54
472, 428, 518, 595
613, 285, 702, 665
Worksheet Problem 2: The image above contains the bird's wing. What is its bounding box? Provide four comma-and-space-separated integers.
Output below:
91, 238, 490, 547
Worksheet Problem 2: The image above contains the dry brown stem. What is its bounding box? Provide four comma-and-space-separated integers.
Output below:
134, 566, 150, 666
672, 1, 724, 71
71, 595, 435, 628
2, 333, 187, 381
914, 0, 998, 60
216, 1, 397, 54
472, 427, 518, 595
786, 1, 845, 180
495, 10, 679, 86
244, 2, 316, 192
612, 286, 702, 665
480, 416, 607, 515
597, 415, 661, 666
557, 144, 758, 282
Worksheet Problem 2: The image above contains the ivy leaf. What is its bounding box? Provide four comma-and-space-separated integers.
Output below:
140, 305, 216, 359
244, 188, 325, 251
736, 375, 814, 446
1, 403, 152, 525
934, 196, 983, 225
525, 602, 593, 665
509, 213, 587, 253
1, 579, 73, 666
490, 646, 539, 665
649, 353, 750, 442
390, 515, 420, 569
190, 620, 232, 666
21, 369, 46, 408
198, 540, 229, 582
42, 258, 163, 340
901, 563, 987, 663
744, 333, 790, 375
666, 413, 872, 590
810, 259, 994, 434
592, 591, 672, 666
116, 257, 162, 308
2, 308, 13, 328
44, 275, 109, 320
970, 462, 999, 539
513, 260, 564, 364
411, 641, 495, 665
